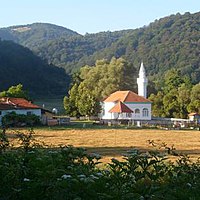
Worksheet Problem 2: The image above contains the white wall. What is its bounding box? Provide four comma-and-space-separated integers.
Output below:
101, 102, 115, 120
125, 103, 151, 120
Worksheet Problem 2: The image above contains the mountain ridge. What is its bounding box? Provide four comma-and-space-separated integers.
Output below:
0, 11, 199, 89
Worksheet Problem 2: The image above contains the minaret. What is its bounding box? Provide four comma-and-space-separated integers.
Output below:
137, 62, 148, 98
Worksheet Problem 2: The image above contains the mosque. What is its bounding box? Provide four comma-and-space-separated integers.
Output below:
101, 62, 152, 121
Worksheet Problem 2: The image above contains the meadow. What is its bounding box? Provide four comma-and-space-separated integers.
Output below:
9, 127, 200, 162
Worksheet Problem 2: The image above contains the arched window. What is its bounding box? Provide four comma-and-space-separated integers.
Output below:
142, 108, 149, 117
135, 109, 140, 118
135, 109, 140, 114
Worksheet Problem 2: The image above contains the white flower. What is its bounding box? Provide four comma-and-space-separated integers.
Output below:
61, 174, 72, 179
96, 172, 103, 177
90, 175, 99, 180
23, 178, 30, 182
186, 183, 192, 187
28, 151, 35, 154
78, 174, 86, 178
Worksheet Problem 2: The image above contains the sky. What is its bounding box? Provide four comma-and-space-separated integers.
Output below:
1, 0, 200, 34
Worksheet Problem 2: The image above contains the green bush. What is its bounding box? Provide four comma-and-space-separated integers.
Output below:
2, 112, 40, 127
0, 129, 200, 199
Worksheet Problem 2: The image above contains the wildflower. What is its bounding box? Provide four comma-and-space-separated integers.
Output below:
28, 151, 35, 154
62, 174, 72, 179
23, 178, 30, 182
96, 172, 103, 177
78, 174, 86, 178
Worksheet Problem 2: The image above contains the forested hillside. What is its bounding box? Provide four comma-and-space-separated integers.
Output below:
0, 40, 70, 96
0, 12, 199, 87
0, 23, 79, 48
92, 12, 200, 86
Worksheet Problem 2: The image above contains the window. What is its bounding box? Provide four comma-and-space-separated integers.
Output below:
142, 108, 149, 117
135, 109, 140, 114
126, 113, 132, 118
27, 111, 32, 115
135, 109, 140, 118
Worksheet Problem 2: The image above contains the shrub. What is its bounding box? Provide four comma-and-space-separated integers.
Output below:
2, 112, 40, 127
0, 129, 200, 199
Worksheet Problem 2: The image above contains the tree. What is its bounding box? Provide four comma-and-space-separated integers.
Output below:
149, 91, 165, 117
63, 57, 137, 117
149, 69, 192, 118
63, 83, 81, 118
0, 84, 29, 100
187, 83, 200, 113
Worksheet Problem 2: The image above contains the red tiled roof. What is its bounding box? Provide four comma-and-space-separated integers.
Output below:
0, 97, 40, 110
104, 90, 151, 103
109, 101, 133, 113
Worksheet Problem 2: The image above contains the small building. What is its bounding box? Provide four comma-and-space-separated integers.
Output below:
0, 97, 42, 126
100, 62, 152, 121
188, 113, 200, 123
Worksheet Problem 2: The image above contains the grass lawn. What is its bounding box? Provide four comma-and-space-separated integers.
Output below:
7, 126, 200, 163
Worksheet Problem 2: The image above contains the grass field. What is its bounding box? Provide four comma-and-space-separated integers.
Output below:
9, 127, 200, 163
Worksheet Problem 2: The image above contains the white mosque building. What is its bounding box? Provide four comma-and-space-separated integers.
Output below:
101, 62, 152, 121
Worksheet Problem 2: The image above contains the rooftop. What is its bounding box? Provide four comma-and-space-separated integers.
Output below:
104, 90, 151, 103
109, 101, 133, 113
0, 97, 40, 110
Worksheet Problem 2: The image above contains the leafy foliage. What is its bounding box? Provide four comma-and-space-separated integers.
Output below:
0, 84, 29, 100
149, 69, 199, 118
0, 129, 200, 199
2, 112, 41, 127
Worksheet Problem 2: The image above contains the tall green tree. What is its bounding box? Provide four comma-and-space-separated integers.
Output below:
187, 83, 200, 113
63, 83, 81, 118
149, 69, 192, 118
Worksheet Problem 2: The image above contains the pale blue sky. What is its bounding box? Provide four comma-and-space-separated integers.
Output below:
1, 0, 199, 34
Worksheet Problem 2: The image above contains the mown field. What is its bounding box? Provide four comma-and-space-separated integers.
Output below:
9, 127, 200, 162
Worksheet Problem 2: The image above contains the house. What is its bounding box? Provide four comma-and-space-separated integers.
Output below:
0, 97, 42, 126
101, 62, 151, 121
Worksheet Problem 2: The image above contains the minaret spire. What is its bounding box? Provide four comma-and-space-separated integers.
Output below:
137, 62, 148, 98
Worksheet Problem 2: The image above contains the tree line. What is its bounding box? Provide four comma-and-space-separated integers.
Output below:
63, 58, 200, 119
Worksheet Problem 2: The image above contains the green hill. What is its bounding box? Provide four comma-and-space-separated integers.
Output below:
0, 23, 79, 48
0, 40, 70, 97
0, 12, 199, 86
